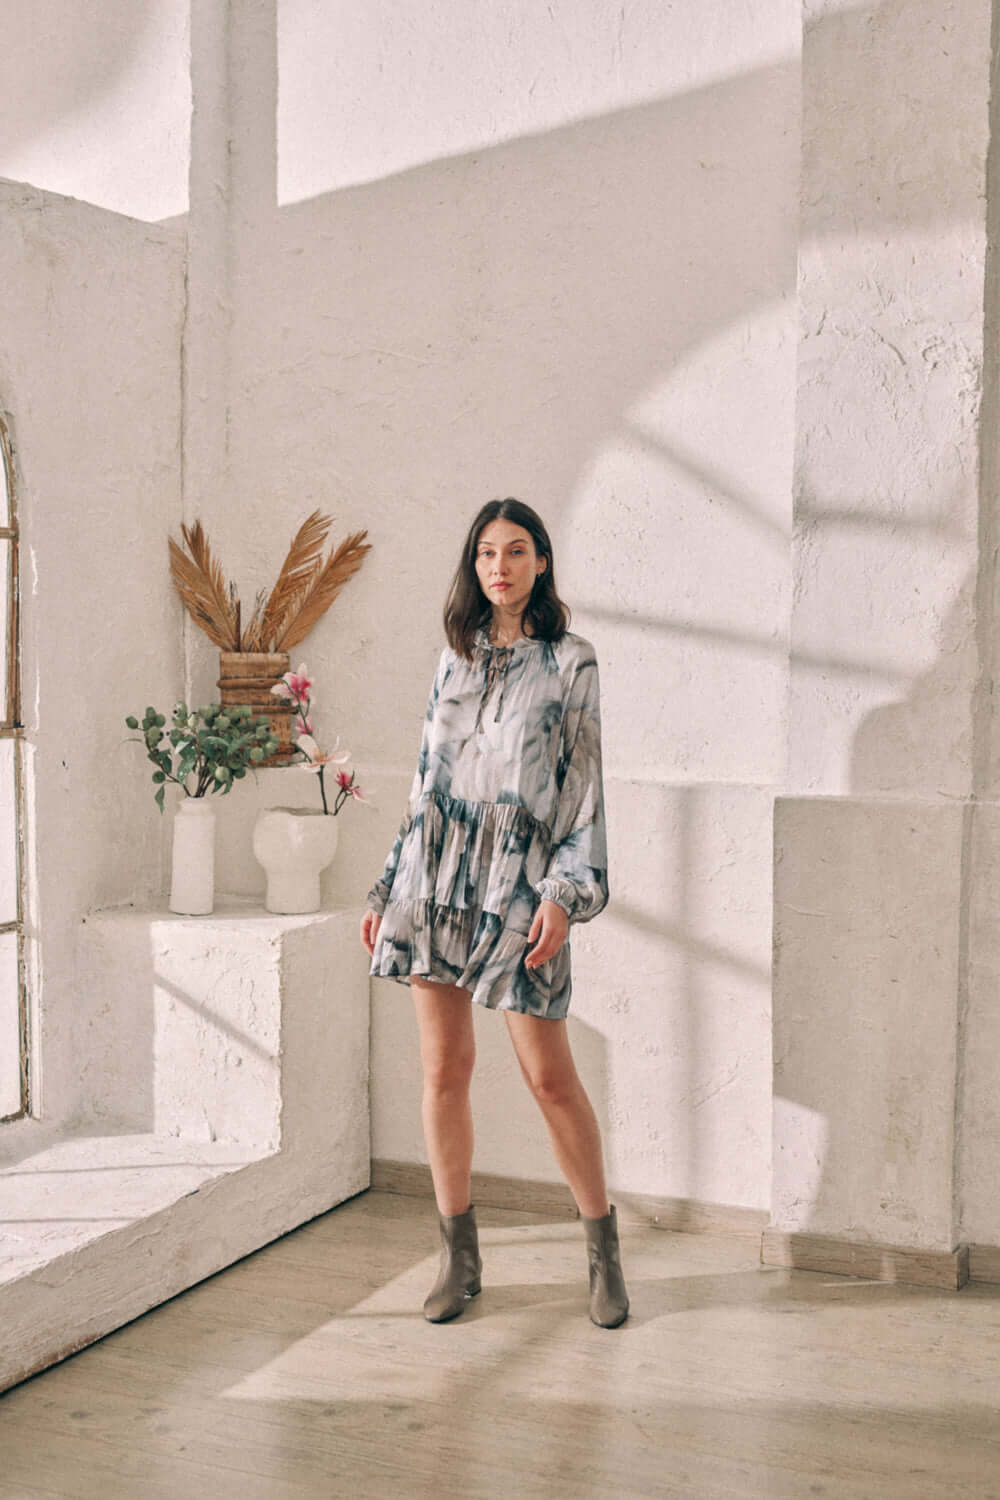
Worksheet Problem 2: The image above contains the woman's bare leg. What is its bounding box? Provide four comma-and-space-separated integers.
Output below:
503, 1012, 610, 1219
411, 979, 476, 1216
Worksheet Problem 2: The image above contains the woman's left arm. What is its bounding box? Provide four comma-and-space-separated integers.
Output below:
533, 647, 610, 925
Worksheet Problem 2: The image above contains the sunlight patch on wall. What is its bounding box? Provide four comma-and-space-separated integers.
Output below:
560, 303, 796, 786
277, 0, 795, 206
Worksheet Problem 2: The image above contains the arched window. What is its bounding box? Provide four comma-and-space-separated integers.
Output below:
0, 417, 24, 1119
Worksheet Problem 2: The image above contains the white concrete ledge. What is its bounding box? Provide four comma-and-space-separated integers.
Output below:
0, 1130, 268, 1282
1, 901, 371, 1393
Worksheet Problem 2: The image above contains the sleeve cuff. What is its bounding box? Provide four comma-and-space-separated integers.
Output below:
534, 878, 578, 921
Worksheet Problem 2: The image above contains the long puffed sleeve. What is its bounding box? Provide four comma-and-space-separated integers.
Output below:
534, 646, 609, 923
366, 649, 449, 916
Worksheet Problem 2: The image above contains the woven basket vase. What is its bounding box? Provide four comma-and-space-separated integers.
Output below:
217, 652, 296, 767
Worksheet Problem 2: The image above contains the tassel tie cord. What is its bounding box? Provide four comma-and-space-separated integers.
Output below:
475, 643, 514, 731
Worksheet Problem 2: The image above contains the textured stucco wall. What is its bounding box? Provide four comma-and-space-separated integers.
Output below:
0, 11, 374, 1378
774, 798, 964, 1251
0, 1, 190, 221
0, 1, 191, 1124
959, 13, 1000, 1249
961, 808, 1000, 1244
773, 0, 992, 1250
789, 0, 987, 798
7, 0, 1000, 1260
5, 906, 371, 1393
0, 182, 186, 1126
368, 779, 776, 1207
189, 0, 800, 1211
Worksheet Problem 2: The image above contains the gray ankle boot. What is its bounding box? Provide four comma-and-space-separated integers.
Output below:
581, 1203, 629, 1328
423, 1204, 483, 1323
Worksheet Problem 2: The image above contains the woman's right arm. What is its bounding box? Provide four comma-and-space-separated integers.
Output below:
361, 649, 449, 948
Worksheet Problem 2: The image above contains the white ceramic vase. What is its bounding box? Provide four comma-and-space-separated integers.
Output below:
253, 806, 339, 915
169, 798, 216, 915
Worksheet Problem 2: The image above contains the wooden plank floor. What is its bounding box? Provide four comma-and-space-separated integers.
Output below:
2, 1189, 1000, 1499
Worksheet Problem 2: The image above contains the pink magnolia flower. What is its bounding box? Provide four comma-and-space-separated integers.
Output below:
271, 663, 314, 704
266, 665, 370, 815
297, 733, 351, 772
334, 766, 372, 804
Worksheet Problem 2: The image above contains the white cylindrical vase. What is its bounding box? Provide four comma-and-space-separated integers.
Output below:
253, 806, 339, 915
169, 798, 216, 915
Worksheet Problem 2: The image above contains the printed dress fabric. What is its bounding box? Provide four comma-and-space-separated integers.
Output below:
366, 628, 609, 1019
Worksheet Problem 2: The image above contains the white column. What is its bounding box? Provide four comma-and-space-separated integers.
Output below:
773, 0, 991, 1254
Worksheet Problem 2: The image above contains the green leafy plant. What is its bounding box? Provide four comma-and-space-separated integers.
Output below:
125, 702, 280, 812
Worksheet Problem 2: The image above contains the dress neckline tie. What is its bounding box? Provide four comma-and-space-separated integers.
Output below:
475, 642, 514, 730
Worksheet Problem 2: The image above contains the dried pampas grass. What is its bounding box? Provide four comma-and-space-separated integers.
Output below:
168, 522, 240, 649
169, 511, 371, 653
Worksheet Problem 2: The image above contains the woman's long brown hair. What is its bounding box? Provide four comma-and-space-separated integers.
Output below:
444, 498, 570, 661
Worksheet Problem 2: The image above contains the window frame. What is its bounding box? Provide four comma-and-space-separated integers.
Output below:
0, 414, 27, 1121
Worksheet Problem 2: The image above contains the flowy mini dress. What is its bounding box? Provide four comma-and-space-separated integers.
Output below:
366, 628, 609, 1019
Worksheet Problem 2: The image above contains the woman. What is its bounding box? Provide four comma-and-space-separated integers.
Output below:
360, 498, 628, 1329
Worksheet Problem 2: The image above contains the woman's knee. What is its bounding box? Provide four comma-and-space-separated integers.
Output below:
422, 1046, 475, 1097
521, 1061, 576, 1109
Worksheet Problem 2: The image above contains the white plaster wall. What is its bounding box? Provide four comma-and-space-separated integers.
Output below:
0, 1, 190, 222
0, 193, 186, 1122
789, 0, 988, 798
773, 798, 963, 1252
960, 807, 1000, 1245
277, 0, 796, 202
370, 778, 775, 1208
8, 0, 997, 1261
959, 66, 1000, 1247
4, 906, 371, 1392
189, 2, 800, 1212
773, 0, 992, 1253
0, 14, 376, 1382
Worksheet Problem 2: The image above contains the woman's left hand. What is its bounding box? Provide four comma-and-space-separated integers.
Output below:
524, 899, 570, 970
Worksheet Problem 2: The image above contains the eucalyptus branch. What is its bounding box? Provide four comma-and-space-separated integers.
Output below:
126, 702, 280, 812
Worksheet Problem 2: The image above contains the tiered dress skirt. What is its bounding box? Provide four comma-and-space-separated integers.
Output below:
371, 788, 572, 1018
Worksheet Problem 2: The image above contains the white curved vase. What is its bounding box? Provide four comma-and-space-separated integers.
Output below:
169, 798, 216, 915
253, 806, 339, 914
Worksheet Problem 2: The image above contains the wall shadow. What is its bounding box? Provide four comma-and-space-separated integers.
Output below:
0, 1, 161, 164
219, 25, 802, 1224
3, 0, 987, 1261
222, 0, 981, 1237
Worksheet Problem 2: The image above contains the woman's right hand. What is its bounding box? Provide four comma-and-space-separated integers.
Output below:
360, 908, 382, 955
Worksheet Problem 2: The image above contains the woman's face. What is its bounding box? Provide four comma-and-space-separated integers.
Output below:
474, 518, 546, 619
